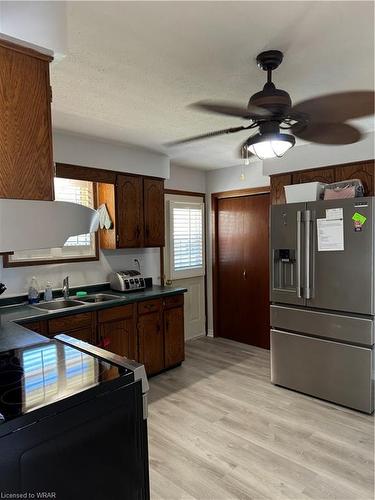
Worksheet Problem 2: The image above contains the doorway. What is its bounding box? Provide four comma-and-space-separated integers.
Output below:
164, 192, 206, 340
212, 188, 270, 349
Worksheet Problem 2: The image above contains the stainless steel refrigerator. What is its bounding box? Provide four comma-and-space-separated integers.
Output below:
270, 196, 374, 413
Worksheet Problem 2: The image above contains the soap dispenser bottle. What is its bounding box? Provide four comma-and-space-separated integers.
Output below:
28, 276, 40, 304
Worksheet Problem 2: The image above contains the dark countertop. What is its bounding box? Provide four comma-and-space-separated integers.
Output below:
0, 285, 187, 351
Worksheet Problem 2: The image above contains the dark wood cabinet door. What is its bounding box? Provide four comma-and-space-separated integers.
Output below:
98, 318, 135, 358
164, 306, 184, 368
0, 40, 54, 200
143, 178, 165, 247
335, 161, 375, 196
137, 311, 164, 375
19, 320, 48, 335
116, 175, 144, 248
292, 168, 335, 184
270, 174, 292, 204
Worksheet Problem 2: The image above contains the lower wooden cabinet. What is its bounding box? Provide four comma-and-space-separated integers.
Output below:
19, 293, 185, 376
97, 305, 136, 358
164, 305, 185, 368
137, 309, 165, 375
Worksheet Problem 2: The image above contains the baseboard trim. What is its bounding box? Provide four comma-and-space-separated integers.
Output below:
207, 329, 214, 338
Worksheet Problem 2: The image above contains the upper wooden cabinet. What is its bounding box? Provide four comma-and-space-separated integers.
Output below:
99, 174, 165, 249
143, 178, 165, 247
0, 39, 54, 200
292, 167, 335, 185
117, 175, 144, 248
270, 160, 375, 204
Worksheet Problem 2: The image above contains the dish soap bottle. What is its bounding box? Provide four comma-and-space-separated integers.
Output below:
28, 276, 40, 304
44, 281, 53, 302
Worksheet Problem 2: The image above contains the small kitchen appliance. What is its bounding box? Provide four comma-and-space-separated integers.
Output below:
109, 270, 146, 292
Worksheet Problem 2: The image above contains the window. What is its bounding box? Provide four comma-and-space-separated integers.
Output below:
4, 178, 98, 267
169, 201, 205, 279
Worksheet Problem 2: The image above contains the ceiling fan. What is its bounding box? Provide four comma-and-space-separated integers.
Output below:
167, 50, 374, 161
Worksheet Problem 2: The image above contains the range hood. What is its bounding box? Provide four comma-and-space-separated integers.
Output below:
0, 199, 99, 253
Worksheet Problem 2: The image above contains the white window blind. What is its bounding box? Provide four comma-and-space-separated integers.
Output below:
8, 178, 97, 264
170, 201, 205, 279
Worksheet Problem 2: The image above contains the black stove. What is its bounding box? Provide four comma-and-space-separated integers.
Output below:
0, 339, 129, 424
0, 335, 150, 500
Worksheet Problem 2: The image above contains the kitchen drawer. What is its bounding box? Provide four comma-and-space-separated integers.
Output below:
271, 305, 374, 347
271, 329, 374, 413
138, 299, 162, 315
163, 294, 184, 309
49, 312, 93, 334
20, 320, 48, 335
97, 304, 134, 323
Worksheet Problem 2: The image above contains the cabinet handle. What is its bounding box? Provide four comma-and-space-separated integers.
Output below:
243, 269, 247, 280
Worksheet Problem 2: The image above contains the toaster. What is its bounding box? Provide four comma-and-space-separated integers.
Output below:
109, 271, 146, 292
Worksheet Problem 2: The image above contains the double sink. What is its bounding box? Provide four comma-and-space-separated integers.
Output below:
31, 293, 121, 311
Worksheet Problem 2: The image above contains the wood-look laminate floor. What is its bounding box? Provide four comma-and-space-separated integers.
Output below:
148, 337, 374, 500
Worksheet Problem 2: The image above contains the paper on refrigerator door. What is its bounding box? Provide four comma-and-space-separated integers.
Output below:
326, 208, 343, 220
317, 218, 344, 251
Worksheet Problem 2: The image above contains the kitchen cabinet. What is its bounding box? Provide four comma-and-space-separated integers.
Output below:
164, 296, 185, 368
292, 168, 335, 185
18, 293, 185, 376
97, 304, 136, 358
0, 39, 54, 201
143, 178, 165, 246
48, 312, 96, 344
116, 175, 144, 248
270, 174, 292, 205
270, 160, 375, 204
99, 175, 165, 249
335, 162, 374, 196
137, 300, 164, 375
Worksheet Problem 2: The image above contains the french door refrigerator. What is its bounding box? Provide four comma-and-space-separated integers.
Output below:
270, 196, 374, 413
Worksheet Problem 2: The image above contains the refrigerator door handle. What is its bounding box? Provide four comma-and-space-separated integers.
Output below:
304, 210, 311, 299
296, 210, 302, 298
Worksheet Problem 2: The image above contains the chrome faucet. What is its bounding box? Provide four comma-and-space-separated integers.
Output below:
62, 276, 69, 299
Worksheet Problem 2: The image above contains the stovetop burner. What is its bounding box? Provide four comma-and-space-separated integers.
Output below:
0, 340, 129, 423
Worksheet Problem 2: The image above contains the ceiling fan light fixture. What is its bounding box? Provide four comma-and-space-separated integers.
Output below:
247, 132, 295, 160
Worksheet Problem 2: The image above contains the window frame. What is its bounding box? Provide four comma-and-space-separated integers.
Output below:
169, 200, 205, 280
3, 179, 99, 268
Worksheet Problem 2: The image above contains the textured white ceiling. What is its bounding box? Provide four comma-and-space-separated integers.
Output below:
51, 1, 375, 170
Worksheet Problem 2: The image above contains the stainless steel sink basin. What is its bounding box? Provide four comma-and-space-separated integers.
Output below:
32, 300, 85, 311
78, 293, 119, 303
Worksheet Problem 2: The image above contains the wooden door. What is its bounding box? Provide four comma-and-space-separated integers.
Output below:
164, 306, 185, 368
137, 311, 164, 375
98, 319, 135, 358
0, 40, 54, 200
116, 175, 144, 247
217, 193, 270, 349
143, 178, 165, 246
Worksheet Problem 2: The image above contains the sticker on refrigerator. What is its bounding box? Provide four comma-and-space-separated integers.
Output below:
317, 218, 344, 251
326, 208, 343, 220
352, 212, 367, 232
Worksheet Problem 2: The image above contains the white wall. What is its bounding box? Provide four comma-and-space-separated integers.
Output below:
53, 130, 170, 179
205, 160, 270, 334
0, 1, 67, 60
0, 131, 170, 297
165, 163, 206, 193
263, 131, 375, 175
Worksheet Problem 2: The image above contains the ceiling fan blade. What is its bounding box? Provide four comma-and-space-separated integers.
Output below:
291, 122, 362, 145
190, 100, 271, 119
291, 91, 374, 123
165, 126, 250, 147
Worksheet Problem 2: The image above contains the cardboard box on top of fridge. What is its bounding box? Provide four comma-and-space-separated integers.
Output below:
284, 182, 327, 203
